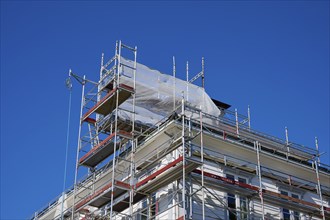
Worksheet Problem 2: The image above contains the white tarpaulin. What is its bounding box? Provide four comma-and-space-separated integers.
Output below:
105, 57, 222, 126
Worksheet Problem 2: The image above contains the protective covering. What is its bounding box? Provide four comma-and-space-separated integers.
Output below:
107, 57, 222, 126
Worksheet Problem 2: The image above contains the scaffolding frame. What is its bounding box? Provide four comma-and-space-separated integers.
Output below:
71, 41, 138, 220
32, 41, 330, 220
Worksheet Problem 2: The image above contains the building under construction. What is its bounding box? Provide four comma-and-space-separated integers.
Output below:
32, 41, 330, 220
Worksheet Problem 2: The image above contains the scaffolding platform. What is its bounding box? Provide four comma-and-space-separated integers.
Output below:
136, 136, 182, 171
81, 156, 200, 214
107, 156, 200, 213
79, 130, 132, 167
82, 84, 134, 121
98, 116, 152, 136
201, 149, 330, 198
75, 180, 130, 212
110, 191, 145, 213
136, 156, 200, 194
192, 169, 327, 218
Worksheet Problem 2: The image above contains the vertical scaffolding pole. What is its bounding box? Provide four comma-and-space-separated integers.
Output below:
315, 137, 325, 220
235, 109, 239, 135
285, 127, 290, 160
181, 96, 186, 220
256, 141, 265, 220
129, 46, 137, 219
186, 61, 189, 102
87, 124, 95, 148
188, 117, 193, 219
72, 75, 86, 219
202, 57, 205, 89
315, 160, 325, 220
97, 53, 104, 104
247, 105, 251, 131
173, 56, 176, 111
315, 137, 321, 164
110, 40, 122, 220
172, 57, 177, 220
114, 41, 118, 81
100, 53, 104, 79
96, 53, 104, 125
115, 40, 120, 87
200, 110, 205, 220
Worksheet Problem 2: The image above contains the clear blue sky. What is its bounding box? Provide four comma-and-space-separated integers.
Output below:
1, 1, 329, 219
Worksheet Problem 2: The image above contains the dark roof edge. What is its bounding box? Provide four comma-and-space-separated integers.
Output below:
211, 98, 231, 110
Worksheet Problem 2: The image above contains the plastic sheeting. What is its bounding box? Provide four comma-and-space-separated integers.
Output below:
109, 57, 222, 126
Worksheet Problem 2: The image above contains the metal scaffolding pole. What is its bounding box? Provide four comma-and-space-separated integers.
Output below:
200, 110, 205, 220
172, 56, 177, 219
315, 137, 325, 220
247, 105, 251, 130
315, 160, 325, 220
129, 45, 137, 219
72, 75, 86, 219
188, 118, 193, 219
96, 53, 104, 124
186, 61, 189, 102
98, 52, 104, 98
315, 137, 321, 165
235, 108, 239, 136
256, 141, 265, 220
110, 40, 122, 219
181, 96, 186, 220
201, 57, 205, 89
285, 127, 290, 160
173, 56, 176, 111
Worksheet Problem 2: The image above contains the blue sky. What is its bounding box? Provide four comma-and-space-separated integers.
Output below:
1, 1, 329, 219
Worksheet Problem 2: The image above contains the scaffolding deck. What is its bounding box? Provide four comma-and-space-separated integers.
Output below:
111, 191, 145, 213
199, 149, 330, 198
98, 116, 151, 135
82, 84, 134, 121
188, 107, 317, 162
192, 169, 329, 218
137, 156, 200, 194
75, 180, 130, 212
136, 137, 182, 171
79, 130, 132, 167
109, 156, 200, 213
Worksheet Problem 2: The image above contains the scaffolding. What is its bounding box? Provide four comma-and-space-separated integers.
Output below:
32, 41, 330, 220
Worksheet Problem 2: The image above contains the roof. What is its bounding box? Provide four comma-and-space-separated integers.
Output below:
211, 98, 231, 109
